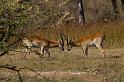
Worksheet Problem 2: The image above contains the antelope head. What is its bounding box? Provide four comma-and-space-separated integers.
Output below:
66, 36, 74, 51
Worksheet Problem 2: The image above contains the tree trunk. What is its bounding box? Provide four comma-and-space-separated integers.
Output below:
111, 0, 119, 18
121, 0, 124, 10
78, 0, 85, 25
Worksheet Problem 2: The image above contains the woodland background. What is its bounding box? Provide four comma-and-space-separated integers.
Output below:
0, 0, 124, 82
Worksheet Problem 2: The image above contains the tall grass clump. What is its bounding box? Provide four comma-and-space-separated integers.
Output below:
34, 20, 124, 49
15, 20, 124, 49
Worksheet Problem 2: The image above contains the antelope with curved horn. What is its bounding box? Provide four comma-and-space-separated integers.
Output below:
66, 32, 105, 57
22, 34, 64, 58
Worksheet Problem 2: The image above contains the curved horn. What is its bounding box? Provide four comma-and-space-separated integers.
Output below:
60, 33, 64, 43
67, 36, 69, 44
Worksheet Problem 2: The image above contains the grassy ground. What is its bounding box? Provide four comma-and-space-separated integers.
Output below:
0, 20, 124, 82
0, 48, 123, 82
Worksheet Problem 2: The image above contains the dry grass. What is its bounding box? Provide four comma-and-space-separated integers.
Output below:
0, 47, 124, 82
0, 20, 124, 82
30, 20, 124, 49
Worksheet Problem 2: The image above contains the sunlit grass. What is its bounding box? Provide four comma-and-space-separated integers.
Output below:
33, 20, 124, 49
0, 20, 124, 82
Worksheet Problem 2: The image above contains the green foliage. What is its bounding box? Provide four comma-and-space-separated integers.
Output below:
0, 0, 76, 29
26, 0, 76, 28
0, 42, 4, 51
0, 0, 31, 28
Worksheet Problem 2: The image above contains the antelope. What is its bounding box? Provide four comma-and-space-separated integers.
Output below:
22, 34, 64, 58
66, 32, 105, 57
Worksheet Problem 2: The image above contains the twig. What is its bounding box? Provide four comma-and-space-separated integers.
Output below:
0, 64, 23, 82
0, 64, 46, 82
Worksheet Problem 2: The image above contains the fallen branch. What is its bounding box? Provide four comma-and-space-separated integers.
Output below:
0, 64, 46, 82
0, 64, 23, 82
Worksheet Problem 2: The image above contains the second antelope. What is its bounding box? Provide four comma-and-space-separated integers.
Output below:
22, 34, 64, 58
66, 32, 105, 57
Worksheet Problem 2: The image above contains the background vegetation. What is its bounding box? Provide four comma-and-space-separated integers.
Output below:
0, 0, 124, 82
